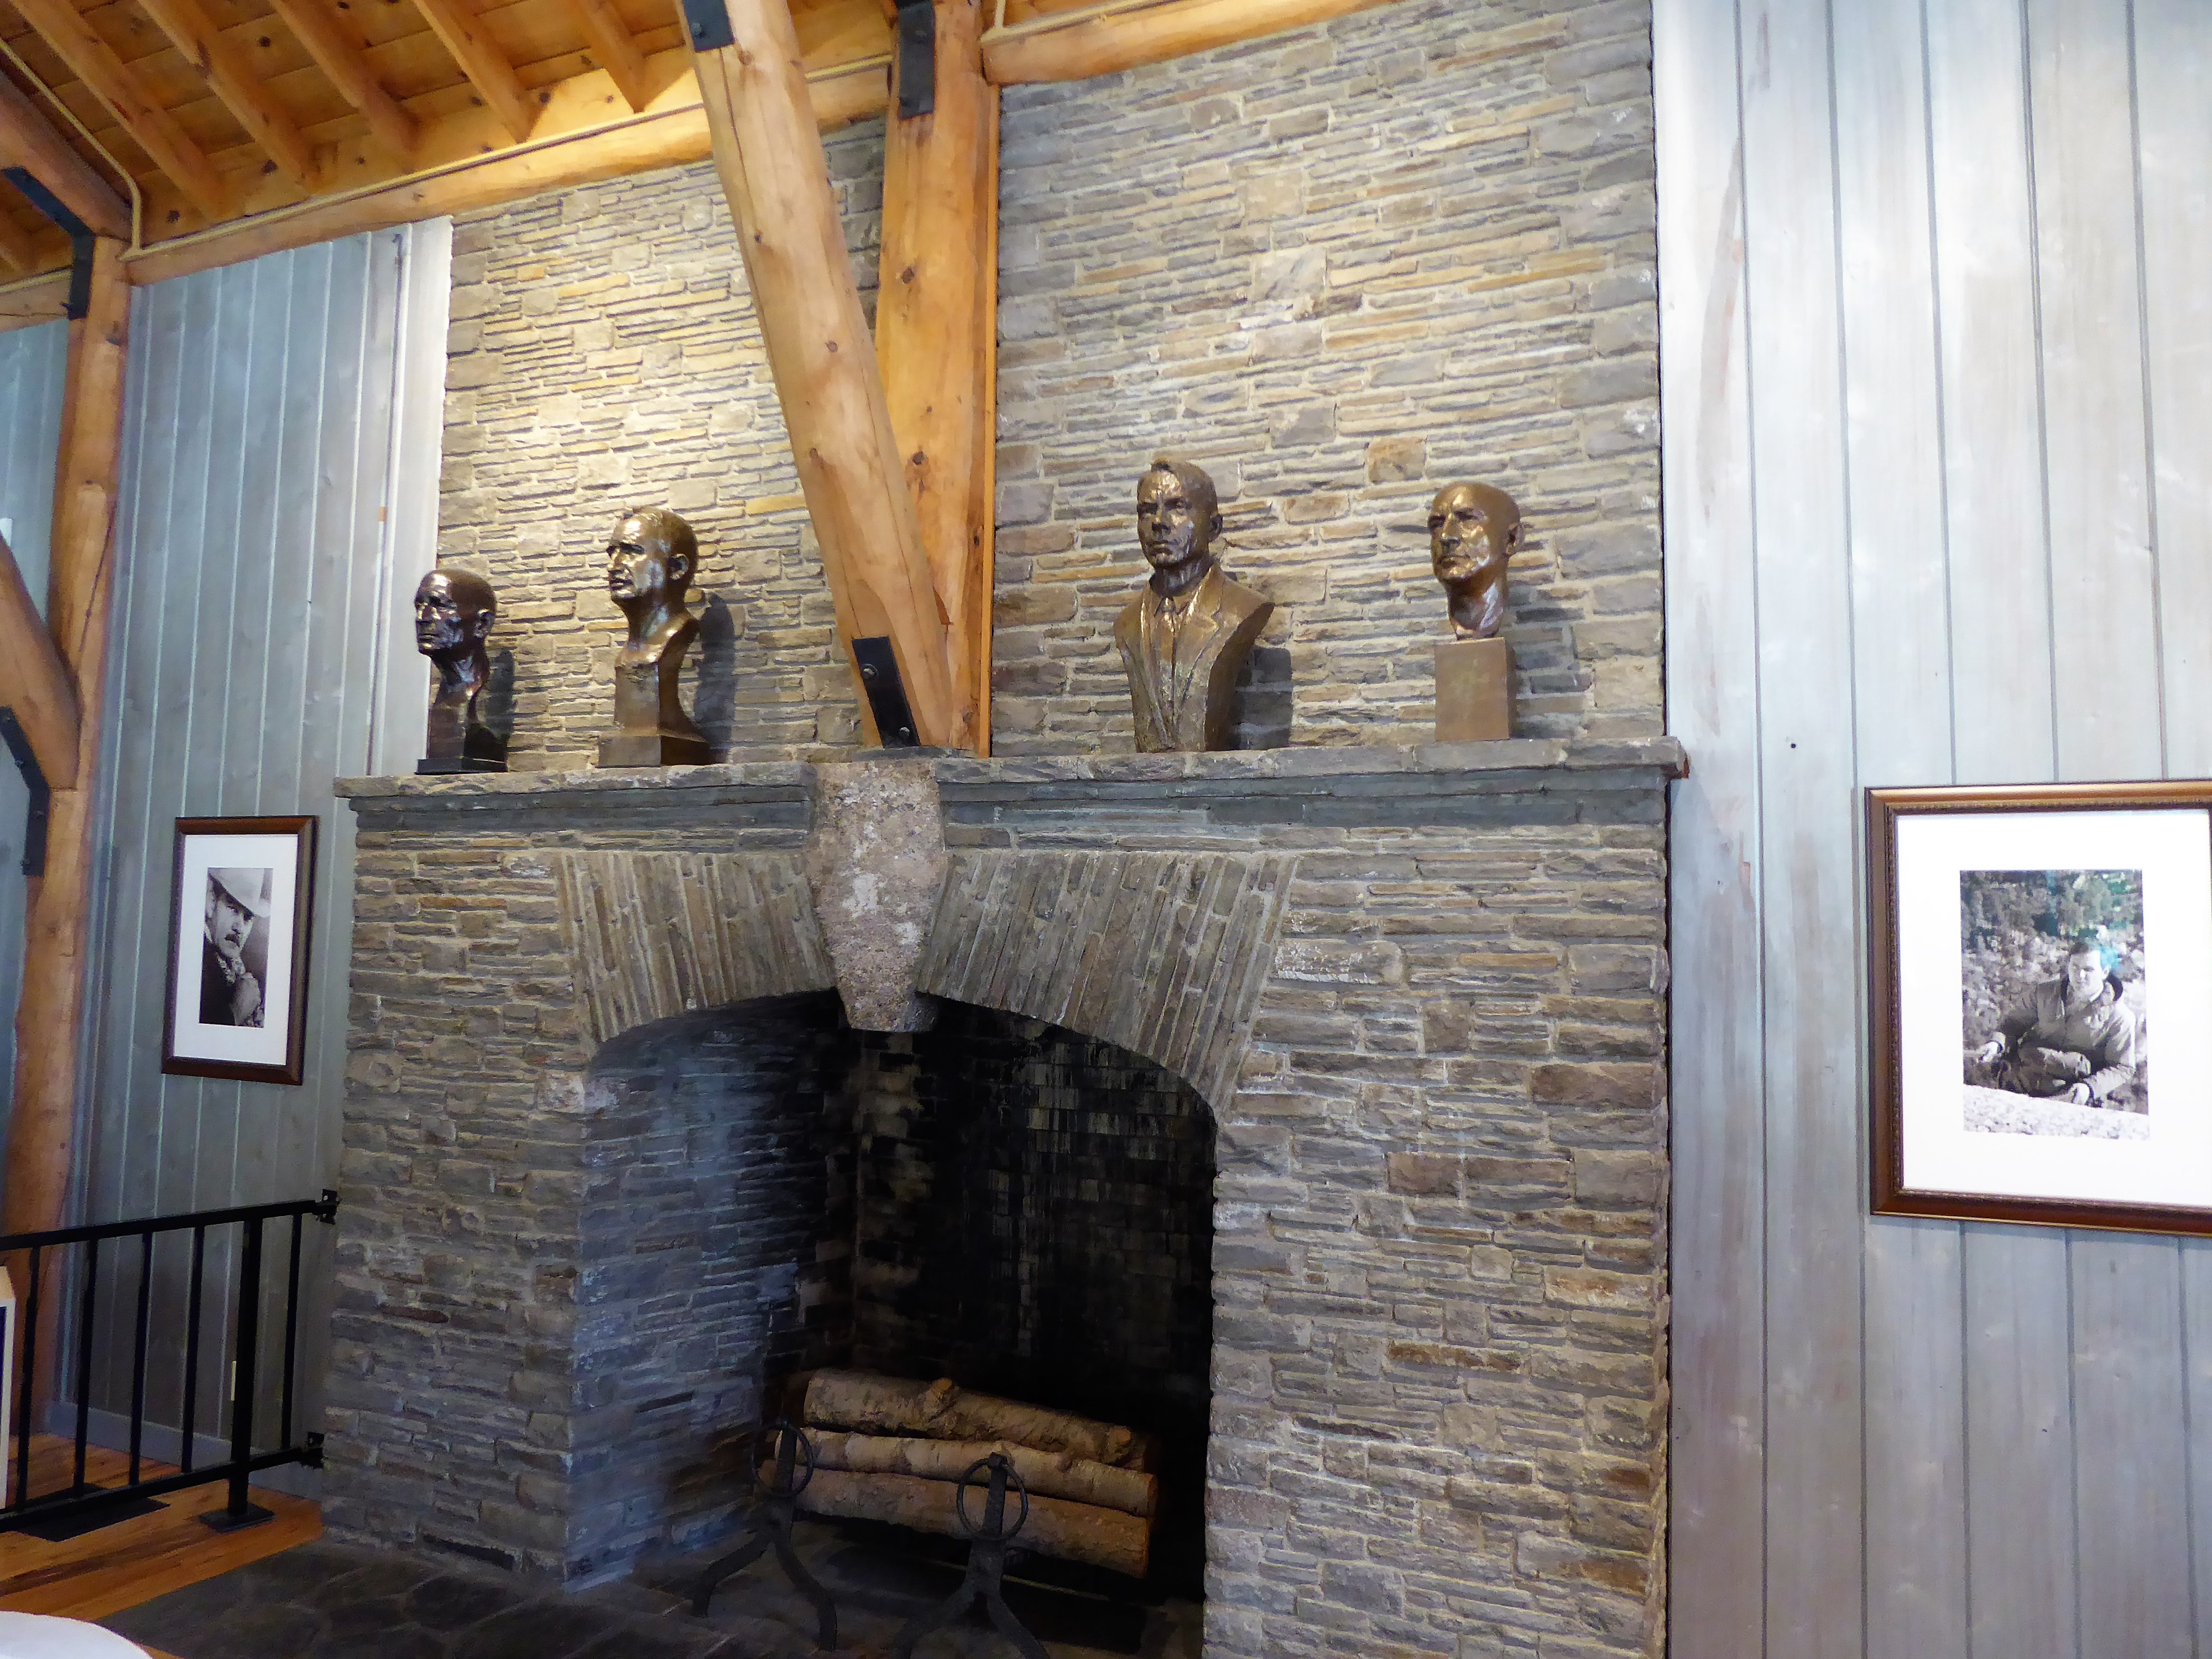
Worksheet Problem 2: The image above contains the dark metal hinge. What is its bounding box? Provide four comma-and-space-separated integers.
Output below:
851, 636, 920, 748
680, 0, 733, 54
895, 0, 936, 119
0, 708, 51, 878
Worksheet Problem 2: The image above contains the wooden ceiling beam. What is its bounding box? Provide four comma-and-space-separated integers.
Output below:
0, 210, 38, 273
564, 0, 650, 111
8, 0, 227, 219
0, 71, 130, 239
878, 0, 995, 753
0, 269, 70, 332
693, 0, 965, 748
135, 0, 319, 185
409, 0, 538, 142
982, 0, 1400, 82
0, 528, 82, 791
265, 0, 418, 160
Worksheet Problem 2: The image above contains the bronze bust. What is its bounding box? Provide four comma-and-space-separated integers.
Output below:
1112, 460, 1274, 753
599, 507, 712, 767
414, 567, 507, 773
1429, 482, 1522, 640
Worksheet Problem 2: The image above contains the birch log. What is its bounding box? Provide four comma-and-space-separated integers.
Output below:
786, 1469, 1150, 1578
803, 1371, 1148, 1467
811, 1432, 1158, 1517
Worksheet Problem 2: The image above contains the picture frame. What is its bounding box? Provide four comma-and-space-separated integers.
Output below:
160, 816, 319, 1087
1869, 781, 2212, 1236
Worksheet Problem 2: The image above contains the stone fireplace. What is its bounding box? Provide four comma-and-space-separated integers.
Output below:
327, 737, 1681, 1658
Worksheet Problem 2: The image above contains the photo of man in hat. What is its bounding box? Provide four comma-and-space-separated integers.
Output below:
201, 867, 270, 1029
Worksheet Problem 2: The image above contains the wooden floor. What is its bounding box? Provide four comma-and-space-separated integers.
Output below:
0, 1436, 319, 1658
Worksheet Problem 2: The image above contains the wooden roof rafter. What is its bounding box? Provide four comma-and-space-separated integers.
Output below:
133, 0, 316, 183
561, 0, 647, 110
0, 58, 129, 236
6, 0, 225, 219
263, 0, 416, 160
407, 0, 536, 142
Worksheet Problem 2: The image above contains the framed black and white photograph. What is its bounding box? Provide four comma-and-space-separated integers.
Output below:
161, 816, 319, 1086
1869, 782, 2212, 1235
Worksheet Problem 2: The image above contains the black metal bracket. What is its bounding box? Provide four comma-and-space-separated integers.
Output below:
313, 1189, 341, 1224
679, 0, 733, 54
851, 635, 921, 748
299, 1432, 327, 1470
895, 0, 936, 118
2, 166, 95, 321
0, 709, 51, 878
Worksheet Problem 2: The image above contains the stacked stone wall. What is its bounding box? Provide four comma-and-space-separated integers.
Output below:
439, 0, 1658, 763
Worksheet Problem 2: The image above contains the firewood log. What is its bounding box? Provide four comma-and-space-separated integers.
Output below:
801, 1370, 1147, 1469
782, 1468, 1150, 1578
810, 1432, 1158, 1519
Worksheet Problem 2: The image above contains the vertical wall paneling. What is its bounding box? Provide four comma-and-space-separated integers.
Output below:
1830, 0, 1971, 1649
369, 217, 452, 779
1655, 0, 1765, 1650
67, 224, 443, 1472
1662, 0, 2212, 1651
1738, 2, 1865, 1653
0, 320, 69, 1127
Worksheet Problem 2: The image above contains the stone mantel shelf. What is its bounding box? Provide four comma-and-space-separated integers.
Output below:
333, 737, 1688, 803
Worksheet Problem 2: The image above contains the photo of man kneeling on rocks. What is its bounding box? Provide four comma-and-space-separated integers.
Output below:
1961, 868, 2147, 1140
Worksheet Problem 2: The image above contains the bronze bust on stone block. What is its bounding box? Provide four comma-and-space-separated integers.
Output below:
1428, 482, 1523, 743
599, 507, 713, 768
414, 567, 508, 774
1113, 460, 1273, 753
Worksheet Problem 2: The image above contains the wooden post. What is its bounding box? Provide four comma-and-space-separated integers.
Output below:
878, 0, 998, 755
691, 0, 966, 749
6, 237, 128, 1269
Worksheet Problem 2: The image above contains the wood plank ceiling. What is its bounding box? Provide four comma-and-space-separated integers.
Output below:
0, 0, 1107, 278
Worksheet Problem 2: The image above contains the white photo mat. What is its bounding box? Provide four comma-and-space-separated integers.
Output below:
168, 830, 305, 1071
1892, 807, 2212, 1212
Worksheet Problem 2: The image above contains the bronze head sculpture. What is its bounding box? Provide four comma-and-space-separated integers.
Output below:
1429, 482, 1523, 640
1112, 460, 1273, 753
599, 507, 711, 766
414, 567, 508, 771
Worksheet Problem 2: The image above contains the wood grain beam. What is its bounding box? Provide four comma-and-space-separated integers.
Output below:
7, 0, 226, 219
410, 0, 538, 143
564, 0, 651, 111
136, 0, 317, 185
878, 0, 996, 753
265, 0, 418, 161
6, 238, 126, 1337
0, 71, 130, 239
122, 60, 887, 285
0, 210, 36, 274
693, 0, 964, 748
0, 528, 81, 790
982, 0, 1400, 82
0, 270, 69, 332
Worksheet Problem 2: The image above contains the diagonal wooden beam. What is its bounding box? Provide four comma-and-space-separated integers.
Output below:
982, 0, 1401, 82
8, 0, 226, 219
564, 0, 650, 111
264, 0, 417, 161
410, 0, 536, 142
137, 0, 317, 184
5, 236, 127, 1408
0, 71, 129, 239
692, 0, 965, 748
878, 0, 996, 753
0, 529, 83, 791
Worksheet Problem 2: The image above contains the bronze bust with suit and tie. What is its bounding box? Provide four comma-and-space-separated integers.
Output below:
1113, 460, 1274, 753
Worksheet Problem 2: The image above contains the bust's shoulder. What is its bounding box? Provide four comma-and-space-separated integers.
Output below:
1113, 594, 1146, 647
1207, 570, 1273, 627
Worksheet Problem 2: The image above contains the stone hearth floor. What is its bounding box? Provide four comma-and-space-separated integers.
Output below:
100, 1524, 1201, 1659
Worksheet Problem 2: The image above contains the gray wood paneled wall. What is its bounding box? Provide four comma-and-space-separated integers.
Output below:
66, 222, 448, 1464
0, 321, 69, 1118
1661, 0, 2212, 1653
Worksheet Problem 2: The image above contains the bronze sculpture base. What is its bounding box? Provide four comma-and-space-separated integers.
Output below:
1435, 638, 1513, 743
416, 757, 508, 775
598, 730, 713, 768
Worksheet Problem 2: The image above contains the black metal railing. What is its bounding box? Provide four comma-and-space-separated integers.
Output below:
0, 1191, 338, 1533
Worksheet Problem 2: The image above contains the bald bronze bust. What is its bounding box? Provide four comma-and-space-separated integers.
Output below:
414, 567, 508, 773
1112, 461, 1274, 753
598, 507, 712, 768
1430, 482, 1522, 640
